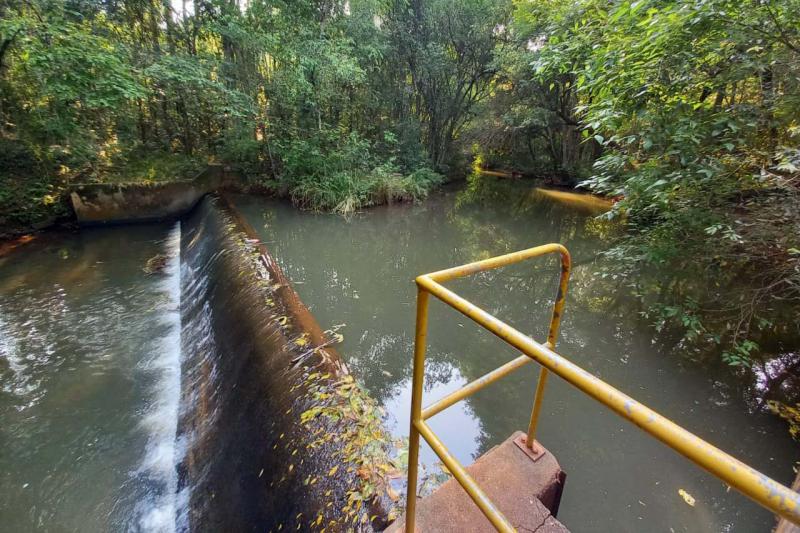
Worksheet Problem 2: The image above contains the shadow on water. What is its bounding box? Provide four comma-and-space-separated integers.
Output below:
230, 176, 800, 533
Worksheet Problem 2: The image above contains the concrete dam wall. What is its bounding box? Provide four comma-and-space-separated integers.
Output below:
176, 196, 396, 532
69, 165, 235, 225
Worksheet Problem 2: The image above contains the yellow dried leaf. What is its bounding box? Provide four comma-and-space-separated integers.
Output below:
295, 334, 309, 347
678, 489, 696, 507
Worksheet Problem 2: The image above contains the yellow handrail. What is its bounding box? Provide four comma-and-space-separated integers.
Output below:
403, 244, 800, 532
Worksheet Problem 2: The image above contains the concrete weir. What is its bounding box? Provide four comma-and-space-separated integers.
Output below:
66, 179, 571, 532
69, 164, 236, 224
176, 196, 396, 532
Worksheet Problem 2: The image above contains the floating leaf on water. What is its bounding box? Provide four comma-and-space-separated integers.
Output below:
678, 489, 696, 506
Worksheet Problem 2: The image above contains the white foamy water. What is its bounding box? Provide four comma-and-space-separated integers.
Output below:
136, 223, 185, 533
0, 314, 25, 393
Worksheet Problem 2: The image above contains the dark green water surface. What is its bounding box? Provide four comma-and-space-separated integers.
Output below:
230, 180, 799, 533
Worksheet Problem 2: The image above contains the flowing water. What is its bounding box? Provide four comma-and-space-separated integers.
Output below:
1, 179, 798, 533
0, 223, 183, 532
0, 196, 393, 533
0, 200, 355, 533
230, 180, 800, 533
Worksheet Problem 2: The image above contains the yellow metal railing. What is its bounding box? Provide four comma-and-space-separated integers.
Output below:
404, 244, 800, 532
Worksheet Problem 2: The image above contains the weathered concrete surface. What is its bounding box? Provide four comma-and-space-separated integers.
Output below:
70, 164, 235, 224
388, 431, 568, 532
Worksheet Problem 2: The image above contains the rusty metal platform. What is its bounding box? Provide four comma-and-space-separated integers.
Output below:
387, 431, 568, 532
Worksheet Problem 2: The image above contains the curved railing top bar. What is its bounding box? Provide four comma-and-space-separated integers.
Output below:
403, 244, 800, 532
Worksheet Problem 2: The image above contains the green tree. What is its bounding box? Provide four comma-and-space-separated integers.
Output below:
385, 0, 511, 172
520, 0, 800, 369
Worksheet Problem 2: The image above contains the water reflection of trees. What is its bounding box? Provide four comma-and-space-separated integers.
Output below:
233, 185, 637, 449
451, 173, 614, 264
444, 174, 642, 451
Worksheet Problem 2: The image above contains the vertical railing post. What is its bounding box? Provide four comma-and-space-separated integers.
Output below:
526, 249, 571, 449
405, 285, 431, 532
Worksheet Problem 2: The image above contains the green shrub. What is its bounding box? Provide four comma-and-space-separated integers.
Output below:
0, 138, 68, 231
277, 130, 443, 214
96, 149, 205, 184
220, 130, 270, 178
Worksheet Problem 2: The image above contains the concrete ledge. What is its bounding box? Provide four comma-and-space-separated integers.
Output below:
388, 431, 568, 532
69, 164, 235, 225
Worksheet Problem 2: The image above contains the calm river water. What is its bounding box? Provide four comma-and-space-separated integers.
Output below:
231, 179, 800, 533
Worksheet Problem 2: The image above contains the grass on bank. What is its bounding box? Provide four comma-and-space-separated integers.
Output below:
230, 130, 445, 214
287, 166, 444, 215
1, 126, 444, 235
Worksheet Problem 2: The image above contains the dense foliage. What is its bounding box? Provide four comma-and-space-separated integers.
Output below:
516, 0, 800, 372
2, 0, 799, 401
0, 0, 516, 222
